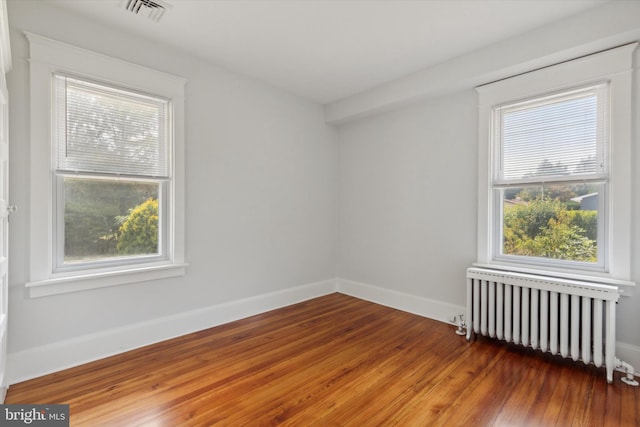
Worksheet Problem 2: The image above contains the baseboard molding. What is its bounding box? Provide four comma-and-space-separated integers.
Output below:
8, 276, 638, 385
336, 278, 465, 326
7, 278, 338, 385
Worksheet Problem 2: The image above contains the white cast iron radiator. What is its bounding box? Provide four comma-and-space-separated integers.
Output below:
466, 267, 637, 384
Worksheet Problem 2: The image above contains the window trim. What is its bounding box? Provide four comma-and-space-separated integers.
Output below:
475, 43, 637, 284
26, 32, 188, 297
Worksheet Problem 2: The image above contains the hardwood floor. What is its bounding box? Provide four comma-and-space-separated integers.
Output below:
5, 293, 639, 426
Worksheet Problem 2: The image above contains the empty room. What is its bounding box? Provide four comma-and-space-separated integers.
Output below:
0, 0, 639, 425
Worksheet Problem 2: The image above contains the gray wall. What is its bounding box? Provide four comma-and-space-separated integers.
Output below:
337, 90, 477, 306
7, 0, 337, 355
5, 0, 640, 382
336, 55, 640, 361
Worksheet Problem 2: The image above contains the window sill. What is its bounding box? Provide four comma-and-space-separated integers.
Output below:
472, 262, 635, 296
25, 263, 188, 298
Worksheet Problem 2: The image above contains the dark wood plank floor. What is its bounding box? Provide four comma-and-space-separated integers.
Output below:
6, 293, 639, 426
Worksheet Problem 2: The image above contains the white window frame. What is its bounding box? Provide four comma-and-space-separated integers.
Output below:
52, 74, 172, 273
26, 33, 187, 297
492, 83, 609, 272
475, 43, 637, 285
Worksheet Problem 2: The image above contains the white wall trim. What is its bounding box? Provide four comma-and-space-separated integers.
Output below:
6, 279, 337, 385
0, 0, 11, 75
26, 263, 189, 298
336, 278, 465, 326
8, 277, 637, 385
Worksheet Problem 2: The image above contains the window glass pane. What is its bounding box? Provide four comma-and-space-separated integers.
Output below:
55, 74, 169, 177
501, 183, 600, 263
495, 84, 607, 183
63, 177, 160, 264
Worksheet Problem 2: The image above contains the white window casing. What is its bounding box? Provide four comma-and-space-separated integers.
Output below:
475, 43, 637, 285
26, 33, 188, 297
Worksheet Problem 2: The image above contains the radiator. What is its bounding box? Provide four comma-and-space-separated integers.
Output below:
466, 267, 621, 383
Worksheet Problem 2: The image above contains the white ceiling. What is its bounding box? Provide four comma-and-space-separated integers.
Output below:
46, 0, 611, 104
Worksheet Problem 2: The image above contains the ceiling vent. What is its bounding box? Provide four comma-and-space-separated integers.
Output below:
123, 0, 171, 23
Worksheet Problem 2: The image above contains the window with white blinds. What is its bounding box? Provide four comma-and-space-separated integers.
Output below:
488, 83, 609, 268
52, 74, 172, 271
475, 43, 636, 282
54, 74, 170, 178
27, 33, 186, 296
494, 84, 608, 186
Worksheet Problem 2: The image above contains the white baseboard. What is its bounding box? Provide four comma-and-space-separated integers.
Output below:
7, 279, 338, 385
8, 276, 639, 385
336, 278, 465, 326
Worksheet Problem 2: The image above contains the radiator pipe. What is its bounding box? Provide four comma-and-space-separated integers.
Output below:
453, 315, 466, 336
615, 358, 639, 386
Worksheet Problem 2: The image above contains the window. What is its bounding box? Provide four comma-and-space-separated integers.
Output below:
493, 84, 607, 270
27, 33, 187, 297
476, 43, 636, 283
53, 75, 170, 271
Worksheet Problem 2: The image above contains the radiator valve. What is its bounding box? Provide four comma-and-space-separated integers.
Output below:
453, 314, 466, 336
616, 358, 639, 386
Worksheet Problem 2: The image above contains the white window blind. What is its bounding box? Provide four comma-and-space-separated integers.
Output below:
54, 74, 170, 177
493, 84, 608, 186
